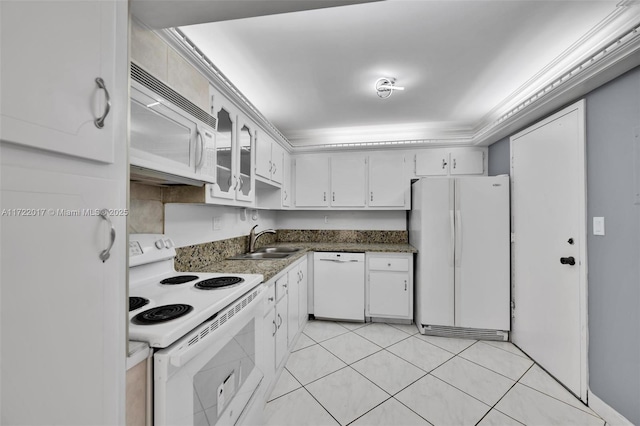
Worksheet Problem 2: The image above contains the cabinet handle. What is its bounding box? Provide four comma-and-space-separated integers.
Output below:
284, 190, 288, 201
227, 175, 233, 190
370, 192, 373, 202
442, 159, 447, 169
272, 320, 277, 336
268, 296, 274, 302
238, 175, 244, 191
453, 158, 457, 169
332, 192, 335, 202
277, 314, 282, 328
269, 160, 273, 172
323, 192, 326, 202
195, 129, 204, 169
99, 209, 116, 262
273, 163, 277, 174
94, 77, 111, 129
404, 280, 407, 291
283, 283, 288, 288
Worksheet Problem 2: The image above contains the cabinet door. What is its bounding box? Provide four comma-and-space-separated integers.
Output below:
236, 117, 255, 202
369, 272, 410, 318
415, 150, 449, 176
275, 296, 288, 369
294, 156, 329, 207
260, 307, 277, 392
271, 142, 285, 184
1, 164, 124, 425
331, 157, 366, 207
211, 105, 236, 199
450, 150, 484, 175
255, 131, 273, 180
282, 151, 292, 207
369, 155, 406, 207
1, 1, 117, 163
287, 270, 299, 345
298, 260, 308, 327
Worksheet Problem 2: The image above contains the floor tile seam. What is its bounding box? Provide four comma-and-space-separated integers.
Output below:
386, 345, 455, 374
431, 352, 518, 388
516, 377, 603, 419
417, 334, 478, 355
306, 330, 351, 344
300, 385, 343, 426
386, 396, 437, 426
265, 367, 305, 403
472, 363, 535, 425
304, 365, 391, 426
352, 327, 414, 348
428, 373, 494, 411
343, 395, 394, 426
457, 351, 533, 382
317, 340, 385, 366
297, 363, 351, 388
484, 340, 532, 360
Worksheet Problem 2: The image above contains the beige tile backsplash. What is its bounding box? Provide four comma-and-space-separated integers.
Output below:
128, 183, 164, 234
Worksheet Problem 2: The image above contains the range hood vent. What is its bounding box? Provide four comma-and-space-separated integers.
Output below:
130, 62, 217, 129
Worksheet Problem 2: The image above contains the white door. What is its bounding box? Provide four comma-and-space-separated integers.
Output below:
255, 131, 273, 180
287, 269, 300, 344
511, 100, 587, 400
0, 1, 117, 163
331, 156, 366, 207
450, 151, 484, 175
294, 156, 329, 207
369, 272, 410, 317
369, 155, 406, 207
1, 165, 124, 424
415, 150, 449, 176
455, 177, 510, 330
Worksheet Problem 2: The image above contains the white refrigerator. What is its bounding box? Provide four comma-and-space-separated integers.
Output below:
409, 176, 510, 332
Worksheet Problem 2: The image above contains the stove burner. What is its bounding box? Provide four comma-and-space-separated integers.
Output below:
160, 275, 199, 285
129, 297, 149, 312
132, 304, 193, 325
195, 276, 245, 290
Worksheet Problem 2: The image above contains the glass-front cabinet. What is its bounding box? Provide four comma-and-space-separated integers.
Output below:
209, 92, 255, 205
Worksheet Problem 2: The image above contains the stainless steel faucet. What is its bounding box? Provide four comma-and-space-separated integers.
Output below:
248, 225, 276, 253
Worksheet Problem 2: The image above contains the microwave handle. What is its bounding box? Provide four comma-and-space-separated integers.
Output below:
195, 129, 204, 169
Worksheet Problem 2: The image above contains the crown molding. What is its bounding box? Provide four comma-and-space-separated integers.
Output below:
152, 5, 640, 153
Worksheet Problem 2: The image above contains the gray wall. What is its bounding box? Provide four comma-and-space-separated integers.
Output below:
488, 66, 640, 424
488, 136, 510, 176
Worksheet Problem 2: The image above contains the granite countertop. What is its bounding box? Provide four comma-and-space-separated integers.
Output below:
192, 242, 417, 282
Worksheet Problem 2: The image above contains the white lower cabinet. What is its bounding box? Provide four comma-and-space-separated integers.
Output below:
366, 253, 414, 320
260, 256, 309, 401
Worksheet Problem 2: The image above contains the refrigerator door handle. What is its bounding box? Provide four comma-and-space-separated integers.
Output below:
449, 210, 455, 266
455, 210, 462, 267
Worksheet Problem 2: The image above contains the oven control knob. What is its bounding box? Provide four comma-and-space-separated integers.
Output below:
164, 239, 174, 248
155, 239, 166, 249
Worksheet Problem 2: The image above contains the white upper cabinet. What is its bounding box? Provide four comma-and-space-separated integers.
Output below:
415, 149, 485, 176
208, 94, 255, 206
331, 156, 367, 207
282, 151, 292, 207
369, 155, 407, 207
1, 1, 117, 163
293, 154, 410, 210
294, 156, 330, 207
256, 131, 285, 185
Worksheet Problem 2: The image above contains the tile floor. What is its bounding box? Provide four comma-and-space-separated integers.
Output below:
263, 320, 604, 426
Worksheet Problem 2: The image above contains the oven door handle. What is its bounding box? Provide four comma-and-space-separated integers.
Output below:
167, 289, 264, 368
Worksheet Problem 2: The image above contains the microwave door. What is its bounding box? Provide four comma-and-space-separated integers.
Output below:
195, 126, 217, 184
130, 100, 194, 176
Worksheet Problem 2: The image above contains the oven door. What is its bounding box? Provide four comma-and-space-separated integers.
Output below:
154, 287, 264, 426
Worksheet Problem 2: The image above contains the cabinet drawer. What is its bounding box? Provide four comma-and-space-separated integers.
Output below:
276, 275, 288, 300
264, 284, 276, 311
369, 257, 409, 272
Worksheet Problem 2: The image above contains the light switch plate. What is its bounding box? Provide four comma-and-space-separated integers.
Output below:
593, 217, 605, 235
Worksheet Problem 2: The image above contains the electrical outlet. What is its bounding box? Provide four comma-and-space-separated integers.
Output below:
593, 217, 605, 236
213, 216, 222, 231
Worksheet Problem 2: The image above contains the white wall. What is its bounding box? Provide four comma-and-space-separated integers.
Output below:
165, 204, 277, 247
276, 210, 406, 230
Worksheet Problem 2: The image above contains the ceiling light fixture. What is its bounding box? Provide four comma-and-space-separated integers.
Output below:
375, 77, 405, 99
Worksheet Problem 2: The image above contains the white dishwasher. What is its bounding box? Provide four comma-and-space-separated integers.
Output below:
313, 252, 365, 322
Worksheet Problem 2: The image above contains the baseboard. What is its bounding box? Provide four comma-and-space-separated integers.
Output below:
589, 391, 634, 426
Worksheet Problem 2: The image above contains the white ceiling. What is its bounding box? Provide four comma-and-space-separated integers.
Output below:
137, 1, 640, 148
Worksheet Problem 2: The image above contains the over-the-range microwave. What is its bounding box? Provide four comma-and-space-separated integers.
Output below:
130, 79, 217, 186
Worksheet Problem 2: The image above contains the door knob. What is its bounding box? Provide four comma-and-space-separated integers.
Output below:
560, 256, 576, 266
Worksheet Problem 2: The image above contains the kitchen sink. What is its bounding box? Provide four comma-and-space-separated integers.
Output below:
254, 247, 302, 254
228, 252, 294, 260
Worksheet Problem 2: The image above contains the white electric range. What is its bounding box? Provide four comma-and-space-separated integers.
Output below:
128, 234, 265, 426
